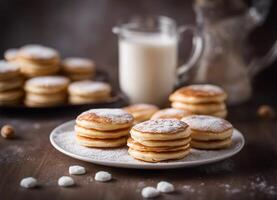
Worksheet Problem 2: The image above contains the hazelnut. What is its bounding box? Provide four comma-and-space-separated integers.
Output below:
257, 105, 275, 119
1, 124, 15, 139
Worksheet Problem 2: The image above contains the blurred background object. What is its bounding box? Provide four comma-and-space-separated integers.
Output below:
0, 0, 276, 103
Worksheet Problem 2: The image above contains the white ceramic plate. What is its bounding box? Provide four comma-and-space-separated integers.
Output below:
50, 120, 245, 169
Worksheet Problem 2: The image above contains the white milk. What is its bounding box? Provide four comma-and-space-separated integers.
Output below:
119, 33, 177, 105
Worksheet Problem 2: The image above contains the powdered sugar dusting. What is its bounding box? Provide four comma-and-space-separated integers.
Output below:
51, 122, 243, 169
19, 44, 59, 60
0, 60, 19, 73
133, 119, 187, 134
182, 115, 232, 132
26, 76, 69, 87
63, 57, 95, 69
187, 84, 224, 94
81, 108, 133, 124
69, 81, 111, 94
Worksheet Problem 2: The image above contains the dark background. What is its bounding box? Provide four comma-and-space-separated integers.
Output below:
0, 0, 276, 97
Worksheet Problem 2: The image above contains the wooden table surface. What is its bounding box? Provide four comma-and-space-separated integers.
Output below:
0, 78, 277, 200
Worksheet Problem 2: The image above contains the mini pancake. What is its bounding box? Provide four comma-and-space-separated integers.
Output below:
151, 108, 191, 120
182, 115, 233, 149
24, 76, 70, 94
210, 109, 228, 118
190, 137, 232, 149
76, 108, 134, 131
68, 80, 111, 98
0, 61, 20, 80
131, 136, 191, 147
25, 93, 67, 104
69, 95, 111, 105
123, 104, 159, 123
130, 119, 190, 141
24, 100, 64, 107
18, 59, 60, 77
0, 89, 24, 101
75, 125, 129, 139
17, 44, 60, 64
0, 78, 23, 92
128, 147, 190, 162
169, 84, 227, 104
4, 48, 18, 61
127, 137, 190, 152
182, 115, 233, 134
62, 57, 95, 74
171, 101, 226, 114
190, 128, 232, 141
76, 134, 127, 148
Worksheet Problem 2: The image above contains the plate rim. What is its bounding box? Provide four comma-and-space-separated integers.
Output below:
50, 120, 245, 169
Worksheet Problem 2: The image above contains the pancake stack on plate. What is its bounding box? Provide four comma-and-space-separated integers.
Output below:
68, 80, 112, 105
13, 44, 60, 78
123, 103, 159, 124
128, 119, 191, 162
0, 61, 24, 105
24, 76, 70, 107
61, 57, 96, 81
75, 108, 134, 148
182, 115, 233, 149
169, 84, 228, 118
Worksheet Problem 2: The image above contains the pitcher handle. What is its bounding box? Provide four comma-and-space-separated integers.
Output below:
248, 40, 277, 78
177, 25, 203, 77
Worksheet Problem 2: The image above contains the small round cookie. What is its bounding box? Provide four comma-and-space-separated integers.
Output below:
76, 134, 127, 148
62, 57, 95, 74
17, 44, 60, 64
0, 78, 23, 92
76, 108, 134, 131
171, 101, 226, 114
123, 104, 159, 123
75, 125, 129, 139
0, 61, 20, 80
24, 76, 70, 94
128, 147, 190, 162
4, 48, 18, 61
68, 80, 111, 98
182, 115, 233, 149
190, 137, 232, 149
151, 108, 191, 120
169, 84, 227, 104
130, 119, 190, 141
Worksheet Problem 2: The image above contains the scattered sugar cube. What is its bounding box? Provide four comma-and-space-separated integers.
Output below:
69, 165, 86, 175
157, 181, 175, 193
141, 187, 160, 198
94, 171, 112, 182
58, 176, 75, 187
20, 177, 38, 188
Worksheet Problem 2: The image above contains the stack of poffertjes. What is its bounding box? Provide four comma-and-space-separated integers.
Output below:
75, 106, 234, 163
170, 84, 228, 118
0, 44, 112, 106
75, 109, 134, 148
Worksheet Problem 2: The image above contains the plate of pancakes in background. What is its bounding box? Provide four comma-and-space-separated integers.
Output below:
50, 106, 245, 169
0, 44, 127, 113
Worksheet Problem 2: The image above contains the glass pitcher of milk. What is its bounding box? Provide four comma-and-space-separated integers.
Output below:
113, 16, 202, 106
